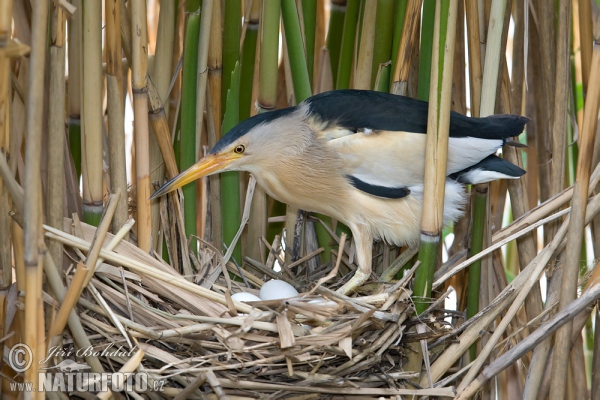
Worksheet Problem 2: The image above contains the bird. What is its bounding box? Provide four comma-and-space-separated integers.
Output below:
151, 90, 527, 294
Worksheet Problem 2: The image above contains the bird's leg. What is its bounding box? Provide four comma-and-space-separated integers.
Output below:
337, 229, 373, 295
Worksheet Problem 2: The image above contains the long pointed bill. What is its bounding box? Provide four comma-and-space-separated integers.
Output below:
150, 153, 236, 199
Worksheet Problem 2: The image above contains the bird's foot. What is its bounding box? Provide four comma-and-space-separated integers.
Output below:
337, 270, 369, 295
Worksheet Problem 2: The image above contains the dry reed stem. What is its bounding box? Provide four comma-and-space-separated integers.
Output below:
47, 262, 88, 339
391, 0, 423, 95
208, 1, 223, 247
459, 283, 600, 398
83, 191, 121, 285
44, 224, 254, 314
131, 0, 152, 252
148, 0, 176, 250
23, 1, 48, 395
106, 0, 129, 238
465, 0, 482, 118
47, 4, 67, 270
81, 0, 104, 224
353, 3, 376, 90
147, 75, 179, 178
550, 43, 600, 396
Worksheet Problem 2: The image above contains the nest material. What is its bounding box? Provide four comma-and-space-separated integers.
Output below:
43, 219, 459, 399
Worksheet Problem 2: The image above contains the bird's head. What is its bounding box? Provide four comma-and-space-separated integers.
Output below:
151, 106, 304, 199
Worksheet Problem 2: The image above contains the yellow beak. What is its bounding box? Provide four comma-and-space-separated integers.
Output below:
150, 153, 237, 199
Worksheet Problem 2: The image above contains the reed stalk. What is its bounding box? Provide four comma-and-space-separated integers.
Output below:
416, 1, 435, 100
222, 63, 242, 265
180, 0, 201, 245
391, 0, 422, 96
207, 1, 223, 247
370, 0, 394, 91
222, 0, 241, 115
550, 43, 600, 399
47, 4, 67, 270
221, 0, 243, 261
464, 0, 508, 362
131, 0, 152, 252
0, 0, 13, 317
194, 0, 213, 242
389, 0, 407, 91
465, 0, 482, 118
353, 1, 376, 90
335, 0, 360, 90
240, 0, 261, 121
548, 1, 572, 238
68, 0, 82, 179
247, 0, 272, 262
81, 0, 103, 226
23, 1, 48, 394
413, 0, 458, 314
105, 0, 129, 239
326, 0, 346, 86
300, 0, 316, 88
149, 0, 176, 250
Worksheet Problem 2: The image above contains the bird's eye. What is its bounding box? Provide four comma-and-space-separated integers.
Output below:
234, 144, 245, 154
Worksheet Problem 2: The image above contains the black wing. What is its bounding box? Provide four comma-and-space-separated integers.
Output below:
305, 90, 529, 140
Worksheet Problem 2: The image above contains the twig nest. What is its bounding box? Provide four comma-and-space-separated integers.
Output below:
231, 292, 262, 302
259, 280, 299, 300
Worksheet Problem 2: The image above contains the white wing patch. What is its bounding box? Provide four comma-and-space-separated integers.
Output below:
323, 130, 504, 189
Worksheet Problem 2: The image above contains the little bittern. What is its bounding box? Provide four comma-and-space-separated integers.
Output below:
152, 90, 527, 294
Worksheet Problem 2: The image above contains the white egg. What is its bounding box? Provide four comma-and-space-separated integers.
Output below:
259, 280, 299, 300
231, 292, 262, 302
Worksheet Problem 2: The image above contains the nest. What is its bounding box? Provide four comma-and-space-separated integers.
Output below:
40, 217, 463, 399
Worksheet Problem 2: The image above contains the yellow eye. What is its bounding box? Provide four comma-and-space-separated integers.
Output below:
234, 144, 245, 154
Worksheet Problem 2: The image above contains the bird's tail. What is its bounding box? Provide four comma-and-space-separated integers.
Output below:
449, 154, 525, 184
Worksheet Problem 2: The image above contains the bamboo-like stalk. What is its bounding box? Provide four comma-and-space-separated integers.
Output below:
281, 0, 312, 102
370, 0, 394, 91
326, 0, 347, 86
335, 0, 360, 90
353, 2, 376, 90
147, 77, 179, 179
413, 0, 458, 314
388, 0, 407, 91
131, 0, 152, 252
390, 0, 422, 96
0, 0, 13, 327
207, 1, 223, 247
81, 0, 103, 226
550, 43, 600, 399
23, 1, 48, 394
465, 0, 482, 118
222, 0, 241, 115
416, 1, 435, 100
240, 0, 261, 121
301, 0, 316, 88
195, 0, 213, 243
578, 0, 593, 90
548, 1, 572, 236
68, 0, 82, 179
148, 0, 175, 251
46, 4, 67, 270
180, 0, 201, 245
221, 0, 243, 262
246, 0, 267, 262
105, 0, 129, 239
222, 62, 243, 265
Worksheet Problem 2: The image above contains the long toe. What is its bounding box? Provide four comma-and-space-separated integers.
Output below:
336, 270, 369, 295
